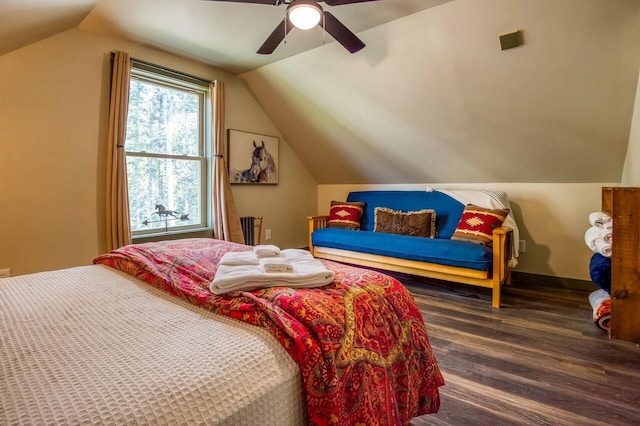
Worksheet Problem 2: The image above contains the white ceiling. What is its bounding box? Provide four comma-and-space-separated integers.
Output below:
1, 0, 452, 74
0, 0, 99, 57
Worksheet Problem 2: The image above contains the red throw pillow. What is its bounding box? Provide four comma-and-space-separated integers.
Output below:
327, 201, 365, 230
451, 204, 509, 246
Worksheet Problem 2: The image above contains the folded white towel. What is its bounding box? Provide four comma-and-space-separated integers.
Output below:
254, 244, 281, 258
584, 226, 613, 251
281, 249, 314, 262
260, 257, 294, 273
219, 251, 260, 266
589, 212, 613, 230
210, 259, 335, 294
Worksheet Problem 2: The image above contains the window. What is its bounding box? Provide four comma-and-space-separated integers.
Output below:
125, 64, 210, 237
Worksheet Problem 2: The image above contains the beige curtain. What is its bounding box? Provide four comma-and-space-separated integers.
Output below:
106, 51, 132, 251
211, 81, 244, 243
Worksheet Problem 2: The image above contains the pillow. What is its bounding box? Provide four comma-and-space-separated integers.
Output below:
327, 201, 365, 230
451, 204, 510, 246
373, 207, 436, 238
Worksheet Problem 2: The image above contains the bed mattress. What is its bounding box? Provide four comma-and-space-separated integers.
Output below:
0, 265, 304, 425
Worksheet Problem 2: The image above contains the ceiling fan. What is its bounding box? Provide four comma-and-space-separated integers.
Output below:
204, 0, 378, 54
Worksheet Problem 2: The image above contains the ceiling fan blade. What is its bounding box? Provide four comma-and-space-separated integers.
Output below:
319, 11, 365, 53
257, 18, 293, 54
323, 0, 380, 6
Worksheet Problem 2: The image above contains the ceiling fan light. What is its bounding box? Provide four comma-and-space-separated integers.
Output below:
287, 1, 322, 30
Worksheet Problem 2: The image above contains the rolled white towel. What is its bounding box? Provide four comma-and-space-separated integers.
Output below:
584, 226, 612, 251
260, 257, 293, 273
590, 226, 612, 243
219, 251, 259, 266
588, 289, 611, 332
593, 239, 612, 257
254, 244, 281, 258
589, 212, 613, 230
588, 289, 610, 310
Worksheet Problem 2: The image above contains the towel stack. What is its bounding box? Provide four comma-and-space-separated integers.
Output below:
210, 245, 335, 294
584, 212, 612, 257
584, 212, 613, 333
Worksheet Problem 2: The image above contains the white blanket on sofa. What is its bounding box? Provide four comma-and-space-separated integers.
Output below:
436, 188, 520, 267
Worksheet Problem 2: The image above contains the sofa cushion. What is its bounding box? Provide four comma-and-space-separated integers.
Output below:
451, 204, 509, 247
312, 228, 493, 271
327, 201, 365, 230
373, 207, 436, 238
346, 191, 464, 238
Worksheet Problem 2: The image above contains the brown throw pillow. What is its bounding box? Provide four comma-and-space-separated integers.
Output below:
373, 207, 436, 238
451, 204, 510, 246
327, 201, 366, 230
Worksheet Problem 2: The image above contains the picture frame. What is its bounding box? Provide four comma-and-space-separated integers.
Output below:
227, 129, 279, 185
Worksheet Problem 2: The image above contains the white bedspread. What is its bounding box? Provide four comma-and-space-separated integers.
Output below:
0, 265, 304, 425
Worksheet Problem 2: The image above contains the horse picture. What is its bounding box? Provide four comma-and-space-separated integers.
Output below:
229, 130, 279, 184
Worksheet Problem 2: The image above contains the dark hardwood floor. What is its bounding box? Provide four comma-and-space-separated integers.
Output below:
395, 273, 640, 426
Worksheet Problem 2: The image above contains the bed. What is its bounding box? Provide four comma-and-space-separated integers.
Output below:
1, 238, 444, 425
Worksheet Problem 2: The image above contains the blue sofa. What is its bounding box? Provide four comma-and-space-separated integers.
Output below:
307, 190, 514, 307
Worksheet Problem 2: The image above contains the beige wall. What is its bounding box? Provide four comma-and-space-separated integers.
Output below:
622, 69, 640, 186
0, 28, 317, 276
317, 183, 616, 281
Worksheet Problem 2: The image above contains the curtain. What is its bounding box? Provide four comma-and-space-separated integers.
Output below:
211, 81, 244, 243
106, 51, 132, 251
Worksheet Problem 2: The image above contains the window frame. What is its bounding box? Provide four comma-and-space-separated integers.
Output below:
125, 65, 211, 238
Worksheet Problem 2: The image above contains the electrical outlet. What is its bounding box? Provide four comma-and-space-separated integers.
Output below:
265, 229, 272, 240
518, 240, 526, 253
0, 268, 11, 279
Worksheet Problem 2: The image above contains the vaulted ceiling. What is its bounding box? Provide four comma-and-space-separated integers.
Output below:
3, 0, 640, 184
1, 0, 449, 73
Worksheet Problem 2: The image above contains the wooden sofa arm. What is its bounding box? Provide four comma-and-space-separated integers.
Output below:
492, 226, 514, 288
307, 215, 329, 254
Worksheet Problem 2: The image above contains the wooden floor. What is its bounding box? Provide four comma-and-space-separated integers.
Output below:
393, 273, 640, 426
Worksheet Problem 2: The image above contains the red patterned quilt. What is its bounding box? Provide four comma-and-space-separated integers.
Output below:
93, 238, 444, 425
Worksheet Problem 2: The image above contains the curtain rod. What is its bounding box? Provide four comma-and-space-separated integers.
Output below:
111, 52, 214, 86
